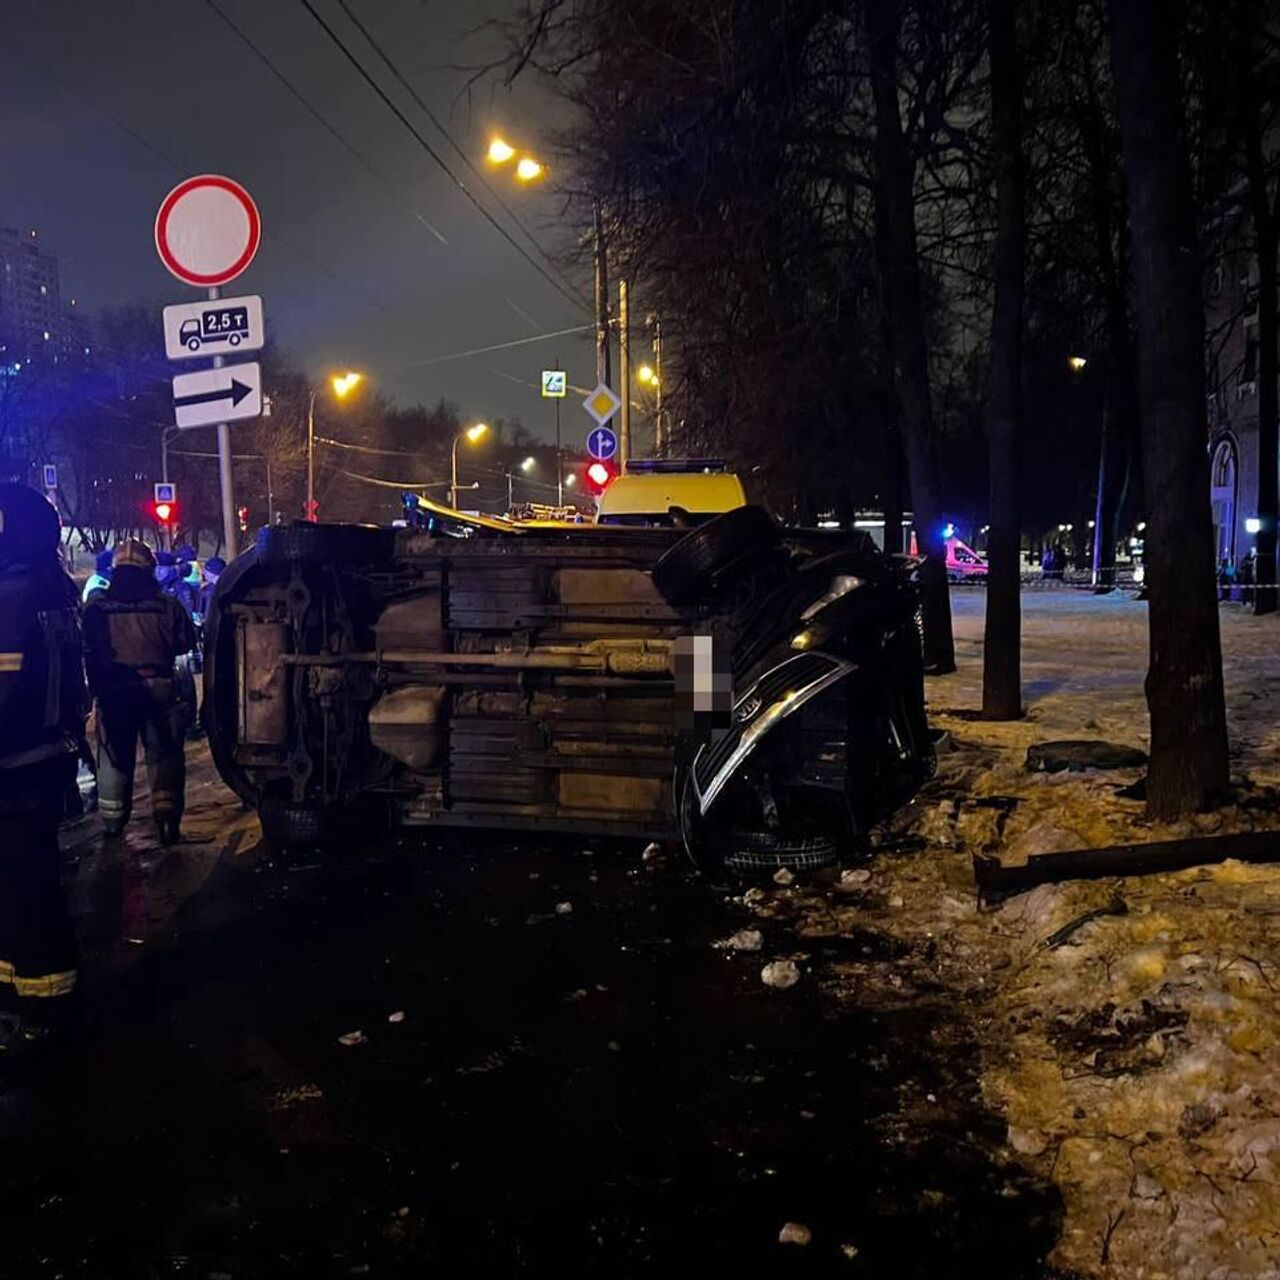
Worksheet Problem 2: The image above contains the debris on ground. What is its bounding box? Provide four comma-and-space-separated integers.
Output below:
555, 901, 574, 915
742, 887, 768, 906
761, 960, 801, 989
267, 1082, 325, 1111
641, 842, 662, 862
840, 868, 872, 886
772, 868, 794, 886
387, 1010, 406, 1024
1042, 895, 1128, 948
337, 1030, 366, 1047
715, 929, 764, 953
778, 1221, 812, 1246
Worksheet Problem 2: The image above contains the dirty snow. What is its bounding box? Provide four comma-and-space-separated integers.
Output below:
784, 590, 1280, 1279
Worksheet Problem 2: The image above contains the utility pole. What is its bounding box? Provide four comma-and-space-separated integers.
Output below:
306, 388, 317, 522
593, 200, 611, 387
652, 316, 664, 453
618, 278, 631, 467
208, 285, 238, 556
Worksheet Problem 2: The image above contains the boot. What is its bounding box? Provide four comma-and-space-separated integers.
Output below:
157, 815, 180, 846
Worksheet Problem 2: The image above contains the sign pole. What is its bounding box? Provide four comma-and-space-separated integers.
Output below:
208, 285, 239, 556
555, 359, 563, 507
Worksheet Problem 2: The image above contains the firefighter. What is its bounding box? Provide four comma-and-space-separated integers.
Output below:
83, 538, 196, 845
0, 484, 88, 1048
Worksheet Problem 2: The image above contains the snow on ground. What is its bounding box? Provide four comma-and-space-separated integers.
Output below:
782, 589, 1280, 1279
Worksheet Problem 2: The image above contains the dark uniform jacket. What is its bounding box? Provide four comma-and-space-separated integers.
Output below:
83, 566, 197, 696
0, 558, 88, 802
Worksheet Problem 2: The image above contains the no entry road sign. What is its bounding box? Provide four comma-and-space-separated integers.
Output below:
172, 363, 262, 430
155, 175, 261, 288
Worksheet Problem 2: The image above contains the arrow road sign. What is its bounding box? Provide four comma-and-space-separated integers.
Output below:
586, 426, 618, 461
172, 363, 262, 430
163, 295, 264, 361
583, 382, 621, 425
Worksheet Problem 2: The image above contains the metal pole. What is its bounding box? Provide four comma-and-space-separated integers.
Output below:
266, 456, 274, 527
1091, 388, 1110, 587
593, 199, 611, 387
555, 387, 562, 507
507, 471, 513, 511
306, 389, 316, 522
162, 429, 169, 483
618, 278, 631, 468
450, 435, 459, 510
653, 318, 664, 453
208, 285, 238, 556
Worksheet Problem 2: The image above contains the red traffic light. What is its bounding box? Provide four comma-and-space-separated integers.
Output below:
153, 500, 174, 524
584, 459, 617, 494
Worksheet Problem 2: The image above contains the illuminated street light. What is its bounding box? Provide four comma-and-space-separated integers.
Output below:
308, 370, 367, 522
515, 157, 545, 182
452, 423, 490, 508
564, 473, 577, 488
487, 137, 516, 164
520, 455, 536, 473
1247, 517, 1263, 535
637, 363, 658, 387
1068, 355, 1088, 373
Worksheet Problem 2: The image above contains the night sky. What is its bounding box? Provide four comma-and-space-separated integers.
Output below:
1, 0, 594, 440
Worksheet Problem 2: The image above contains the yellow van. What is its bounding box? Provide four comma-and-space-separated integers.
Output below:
594, 460, 747, 526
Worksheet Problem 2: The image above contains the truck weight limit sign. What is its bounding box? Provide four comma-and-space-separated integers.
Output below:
154, 175, 261, 288
162, 295, 265, 361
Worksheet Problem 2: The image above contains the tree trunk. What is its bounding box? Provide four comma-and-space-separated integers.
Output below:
1243, 74, 1278, 615
865, 0, 956, 673
1110, 0, 1229, 817
982, 0, 1024, 719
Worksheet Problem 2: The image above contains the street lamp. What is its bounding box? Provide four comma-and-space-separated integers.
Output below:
515, 157, 545, 182
637, 363, 658, 387
505, 456, 537, 510
1068, 354, 1088, 373
487, 137, 516, 164
308, 370, 364, 522
451, 422, 489, 509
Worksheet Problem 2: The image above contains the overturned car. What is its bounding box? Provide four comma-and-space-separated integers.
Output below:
203, 503, 933, 869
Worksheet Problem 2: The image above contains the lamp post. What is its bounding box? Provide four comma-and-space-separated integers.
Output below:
451, 422, 489, 509
505, 455, 536, 511
307, 371, 363, 522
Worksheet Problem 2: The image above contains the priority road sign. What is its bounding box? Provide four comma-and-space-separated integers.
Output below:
155, 175, 261, 288
163, 295, 264, 361
583, 382, 621, 425
586, 426, 618, 461
172, 363, 262, 430
541, 369, 567, 398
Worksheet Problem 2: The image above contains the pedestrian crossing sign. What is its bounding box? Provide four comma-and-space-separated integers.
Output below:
541, 370, 567, 398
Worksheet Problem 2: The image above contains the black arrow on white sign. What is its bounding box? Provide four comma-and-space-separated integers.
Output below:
173, 377, 255, 411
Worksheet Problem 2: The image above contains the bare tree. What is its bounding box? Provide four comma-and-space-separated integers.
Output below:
1110, 0, 1229, 816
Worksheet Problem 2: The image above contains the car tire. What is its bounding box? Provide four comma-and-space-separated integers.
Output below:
651, 505, 780, 605
723, 829, 840, 873
256, 520, 394, 567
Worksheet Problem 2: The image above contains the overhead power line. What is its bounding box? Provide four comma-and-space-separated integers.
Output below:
334, 0, 588, 307
298, 0, 591, 317
204, 0, 449, 247
407, 322, 594, 368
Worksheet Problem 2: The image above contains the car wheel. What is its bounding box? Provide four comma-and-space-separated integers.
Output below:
723, 829, 840, 872
256, 520, 394, 567
187, 337, 200, 351
651, 505, 780, 605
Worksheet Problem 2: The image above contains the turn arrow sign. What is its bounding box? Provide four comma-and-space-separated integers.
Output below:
174, 377, 255, 411
171, 362, 263, 430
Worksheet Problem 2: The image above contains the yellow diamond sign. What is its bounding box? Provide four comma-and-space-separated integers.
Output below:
583, 382, 621, 425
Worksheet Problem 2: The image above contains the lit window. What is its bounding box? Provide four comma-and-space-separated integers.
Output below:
42, 330, 50, 340
39, 284, 46, 295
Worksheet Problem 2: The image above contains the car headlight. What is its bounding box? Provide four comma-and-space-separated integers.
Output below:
800, 574, 865, 622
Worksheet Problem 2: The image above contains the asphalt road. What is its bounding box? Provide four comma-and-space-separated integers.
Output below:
0, 742, 1061, 1278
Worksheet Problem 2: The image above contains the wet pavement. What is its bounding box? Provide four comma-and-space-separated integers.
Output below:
1, 744, 1063, 1277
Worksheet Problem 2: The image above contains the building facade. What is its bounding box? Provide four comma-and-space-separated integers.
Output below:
0, 226, 87, 367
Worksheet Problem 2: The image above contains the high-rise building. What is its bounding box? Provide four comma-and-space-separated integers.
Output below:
0, 226, 87, 366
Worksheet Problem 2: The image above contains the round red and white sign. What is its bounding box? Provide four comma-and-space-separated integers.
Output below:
154, 175, 261, 288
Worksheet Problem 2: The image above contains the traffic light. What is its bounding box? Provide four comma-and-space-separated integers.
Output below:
583, 458, 617, 495
238, 505, 249, 533
304, 497, 319, 522
152, 498, 176, 526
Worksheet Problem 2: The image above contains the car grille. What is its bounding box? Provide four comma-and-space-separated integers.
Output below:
692, 651, 848, 799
